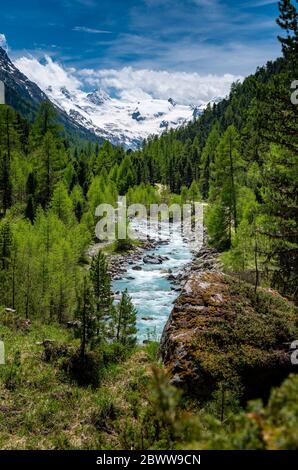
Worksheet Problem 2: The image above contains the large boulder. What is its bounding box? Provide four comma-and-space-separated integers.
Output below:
143, 254, 168, 265
160, 272, 297, 403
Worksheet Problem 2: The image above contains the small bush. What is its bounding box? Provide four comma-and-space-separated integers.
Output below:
62, 348, 103, 387
145, 341, 159, 361
1, 350, 22, 390
102, 341, 128, 365
115, 237, 133, 253
91, 394, 118, 432
41, 341, 70, 363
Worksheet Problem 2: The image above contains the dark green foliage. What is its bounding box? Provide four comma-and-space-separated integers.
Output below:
75, 276, 97, 358
1, 350, 22, 391
113, 290, 137, 349
115, 237, 133, 253
0, 152, 12, 213
63, 348, 102, 387
90, 252, 112, 328
261, 145, 298, 296
207, 125, 244, 248
277, 0, 298, 69
0, 220, 12, 270
30, 101, 62, 146
25, 195, 36, 223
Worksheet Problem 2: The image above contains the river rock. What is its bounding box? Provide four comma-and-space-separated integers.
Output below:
143, 254, 164, 265
160, 271, 297, 403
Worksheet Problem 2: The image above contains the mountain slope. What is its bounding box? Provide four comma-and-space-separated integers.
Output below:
1, 46, 220, 148
0, 47, 99, 142
42, 82, 208, 148
14, 54, 226, 148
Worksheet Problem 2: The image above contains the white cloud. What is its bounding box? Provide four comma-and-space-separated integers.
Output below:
73, 26, 112, 34
0, 33, 8, 51
15, 55, 242, 106
14, 55, 81, 92
248, 0, 277, 6
80, 67, 242, 105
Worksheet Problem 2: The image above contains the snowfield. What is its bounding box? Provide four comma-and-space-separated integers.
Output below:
43, 85, 206, 148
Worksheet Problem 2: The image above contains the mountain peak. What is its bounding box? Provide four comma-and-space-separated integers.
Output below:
87, 89, 110, 106
168, 97, 176, 107
0, 45, 8, 56
0, 46, 12, 65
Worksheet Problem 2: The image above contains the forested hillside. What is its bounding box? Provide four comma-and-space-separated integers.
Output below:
1, 0, 297, 303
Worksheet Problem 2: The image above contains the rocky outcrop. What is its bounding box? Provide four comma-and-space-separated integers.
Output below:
160, 271, 297, 403
191, 244, 221, 273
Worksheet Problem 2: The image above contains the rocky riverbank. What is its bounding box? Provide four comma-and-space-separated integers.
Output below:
86, 238, 161, 279
160, 247, 297, 403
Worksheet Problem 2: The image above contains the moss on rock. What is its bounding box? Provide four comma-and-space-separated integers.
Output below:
160, 272, 297, 402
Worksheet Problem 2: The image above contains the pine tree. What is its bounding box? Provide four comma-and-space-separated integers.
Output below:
261, 145, 298, 297
0, 106, 20, 214
256, 1, 298, 297
0, 221, 12, 270
113, 290, 137, 349
0, 106, 19, 161
180, 186, 188, 204
199, 123, 220, 199
70, 184, 85, 223
50, 181, 74, 226
30, 101, 62, 147
1, 152, 12, 213
26, 172, 37, 197
37, 131, 65, 207
276, 0, 298, 69
208, 125, 243, 248
76, 275, 97, 358
188, 180, 201, 205
25, 195, 36, 223
117, 155, 136, 194
90, 252, 112, 333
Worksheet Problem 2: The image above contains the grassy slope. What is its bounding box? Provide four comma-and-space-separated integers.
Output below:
0, 321, 160, 449
0, 320, 297, 450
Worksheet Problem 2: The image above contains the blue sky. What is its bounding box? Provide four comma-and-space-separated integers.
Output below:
1, 0, 281, 74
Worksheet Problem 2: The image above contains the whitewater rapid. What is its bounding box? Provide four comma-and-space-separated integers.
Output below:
113, 221, 193, 343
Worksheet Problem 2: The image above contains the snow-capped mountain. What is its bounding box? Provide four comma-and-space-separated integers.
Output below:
0, 45, 221, 148
42, 83, 207, 148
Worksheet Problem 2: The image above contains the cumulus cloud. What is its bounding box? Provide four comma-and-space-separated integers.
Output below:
15, 55, 242, 105
15, 56, 81, 92
0, 33, 8, 51
79, 67, 242, 105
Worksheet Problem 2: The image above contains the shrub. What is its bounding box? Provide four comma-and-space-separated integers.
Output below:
62, 348, 103, 387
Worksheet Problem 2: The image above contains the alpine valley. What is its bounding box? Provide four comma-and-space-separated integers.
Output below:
0, 0, 297, 456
